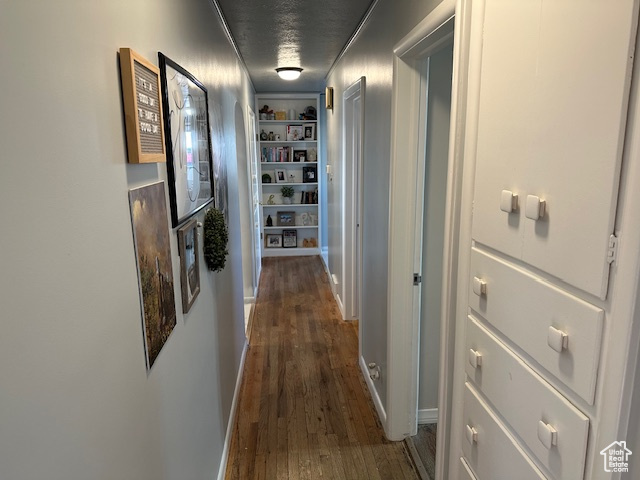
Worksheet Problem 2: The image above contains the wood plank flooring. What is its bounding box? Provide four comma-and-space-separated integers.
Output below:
225, 256, 419, 479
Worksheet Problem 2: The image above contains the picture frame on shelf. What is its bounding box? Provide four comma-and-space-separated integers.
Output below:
266, 234, 282, 248
303, 166, 317, 183
275, 170, 286, 183
282, 230, 297, 248
293, 149, 307, 162
303, 124, 315, 141
277, 211, 296, 226
287, 124, 304, 141
177, 217, 200, 314
158, 52, 214, 227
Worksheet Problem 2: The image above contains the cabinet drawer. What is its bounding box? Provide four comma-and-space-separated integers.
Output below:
459, 457, 478, 480
462, 382, 547, 480
469, 247, 603, 404
466, 316, 588, 480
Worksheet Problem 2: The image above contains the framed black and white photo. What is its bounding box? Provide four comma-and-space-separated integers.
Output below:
266, 234, 282, 248
303, 166, 317, 183
177, 217, 200, 314
159, 52, 214, 227
282, 229, 297, 248
303, 124, 315, 141
275, 170, 286, 183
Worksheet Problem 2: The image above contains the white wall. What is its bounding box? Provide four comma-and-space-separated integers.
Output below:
326, 0, 443, 412
0, 1, 253, 478
418, 44, 453, 413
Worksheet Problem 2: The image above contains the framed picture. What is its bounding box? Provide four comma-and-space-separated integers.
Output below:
177, 218, 200, 314
158, 52, 214, 227
293, 149, 307, 162
266, 234, 282, 248
275, 170, 286, 183
129, 182, 177, 370
277, 211, 296, 226
287, 124, 304, 141
303, 166, 317, 183
119, 48, 166, 164
283, 229, 297, 248
304, 124, 316, 141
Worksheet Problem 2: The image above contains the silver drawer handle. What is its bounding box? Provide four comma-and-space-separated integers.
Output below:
468, 349, 483, 369
537, 421, 558, 449
547, 326, 569, 353
465, 424, 478, 445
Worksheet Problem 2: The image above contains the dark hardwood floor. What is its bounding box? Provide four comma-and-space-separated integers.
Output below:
225, 256, 419, 479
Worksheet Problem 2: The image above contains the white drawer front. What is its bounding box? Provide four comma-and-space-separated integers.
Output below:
462, 382, 547, 480
466, 316, 589, 480
469, 247, 603, 404
459, 457, 478, 480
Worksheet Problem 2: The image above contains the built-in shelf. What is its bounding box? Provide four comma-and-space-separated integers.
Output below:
262, 204, 318, 208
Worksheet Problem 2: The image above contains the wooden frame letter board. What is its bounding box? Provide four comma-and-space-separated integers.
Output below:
119, 48, 166, 164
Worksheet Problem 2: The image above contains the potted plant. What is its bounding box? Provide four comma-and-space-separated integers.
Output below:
281, 185, 295, 204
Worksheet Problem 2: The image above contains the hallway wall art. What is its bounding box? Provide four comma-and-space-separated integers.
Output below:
129, 181, 177, 369
158, 53, 215, 227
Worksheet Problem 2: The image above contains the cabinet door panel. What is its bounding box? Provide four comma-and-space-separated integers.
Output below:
471, 0, 637, 298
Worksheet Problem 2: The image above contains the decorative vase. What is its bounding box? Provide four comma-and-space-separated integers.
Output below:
266, 215, 273, 227
283, 197, 291, 205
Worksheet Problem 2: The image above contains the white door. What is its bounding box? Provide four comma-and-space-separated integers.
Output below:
471, 0, 638, 299
343, 78, 365, 321
247, 107, 261, 295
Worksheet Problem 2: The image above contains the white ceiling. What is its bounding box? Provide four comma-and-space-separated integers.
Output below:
215, 0, 375, 93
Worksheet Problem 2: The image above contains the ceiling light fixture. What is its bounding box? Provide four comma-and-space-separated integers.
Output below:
276, 67, 303, 81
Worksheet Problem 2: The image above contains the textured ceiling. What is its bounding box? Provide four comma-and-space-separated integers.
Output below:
215, 0, 375, 93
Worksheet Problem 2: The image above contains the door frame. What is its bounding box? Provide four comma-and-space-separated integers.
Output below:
342, 77, 366, 322
247, 105, 261, 298
386, 1, 472, 479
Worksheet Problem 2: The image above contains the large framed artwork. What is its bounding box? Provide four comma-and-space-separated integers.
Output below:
158, 53, 214, 227
177, 218, 200, 313
129, 181, 177, 369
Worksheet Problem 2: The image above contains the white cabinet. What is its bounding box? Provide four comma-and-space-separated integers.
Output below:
255, 94, 322, 257
471, 0, 637, 299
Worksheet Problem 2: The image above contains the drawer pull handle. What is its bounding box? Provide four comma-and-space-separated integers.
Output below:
468, 349, 483, 369
525, 195, 546, 220
500, 190, 519, 213
472, 277, 487, 296
465, 424, 478, 445
547, 326, 569, 353
537, 421, 558, 449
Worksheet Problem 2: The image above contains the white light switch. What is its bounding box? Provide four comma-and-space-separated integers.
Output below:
468, 349, 483, 369
547, 326, 569, 353
465, 424, 478, 445
500, 190, 518, 213
472, 276, 487, 296
525, 195, 546, 220
537, 421, 558, 449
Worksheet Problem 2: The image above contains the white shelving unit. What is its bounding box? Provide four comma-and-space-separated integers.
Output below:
256, 94, 321, 257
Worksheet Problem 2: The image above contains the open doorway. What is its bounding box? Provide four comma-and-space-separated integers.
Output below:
405, 42, 453, 480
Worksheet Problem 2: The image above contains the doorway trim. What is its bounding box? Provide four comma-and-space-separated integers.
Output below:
342, 77, 366, 322
247, 105, 261, 299
386, 1, 471, 479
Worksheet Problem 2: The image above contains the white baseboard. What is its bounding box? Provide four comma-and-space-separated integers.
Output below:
418, 408, 439, 424
216, 340, 249, 480
359, 355, 387, 428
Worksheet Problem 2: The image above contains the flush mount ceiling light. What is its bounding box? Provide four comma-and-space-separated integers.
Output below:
276, 67, 303, 81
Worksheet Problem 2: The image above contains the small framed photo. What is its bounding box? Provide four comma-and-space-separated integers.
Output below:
266, 234, 282, 248
303, 166, 317, 183
287, 124, 304, 141
275, 170, 286, 183
177, 217, 200, 314
277, 211, 296, 226
304, 124, 315, 141
293, 149, 307, 162
282, 229, 297, 248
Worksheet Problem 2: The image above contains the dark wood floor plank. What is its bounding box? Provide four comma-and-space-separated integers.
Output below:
225, 256, 419, 480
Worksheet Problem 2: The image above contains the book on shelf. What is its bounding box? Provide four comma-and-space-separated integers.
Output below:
261, 146, 294, 162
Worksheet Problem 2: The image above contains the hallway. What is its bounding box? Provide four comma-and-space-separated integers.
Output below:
225, 256, 419, 479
